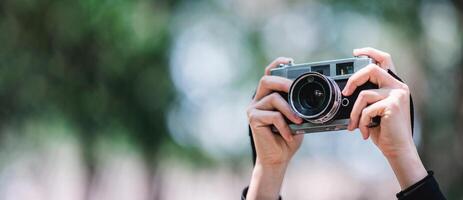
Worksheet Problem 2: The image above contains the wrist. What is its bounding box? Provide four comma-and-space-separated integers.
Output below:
247, 161, 287, 200
385, 144, 427, 190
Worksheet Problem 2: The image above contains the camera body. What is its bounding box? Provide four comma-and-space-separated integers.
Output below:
270, 56, 378, 134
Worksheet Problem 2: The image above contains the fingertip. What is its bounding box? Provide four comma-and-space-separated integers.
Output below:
350, 119, 358, 131
353, 48, 360, 55
342, 83, 352, 96
283, 84, 291, 93
360, 128, 368, 139
292, 113, 303, 124
286, 133, 294, 142
348, 124, 356, 132
347, 89, 354, 96
363, 127, 371, 140
294, 134, 303, 140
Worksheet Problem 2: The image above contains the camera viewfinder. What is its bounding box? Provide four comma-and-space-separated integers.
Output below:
311, 65, 330, 75
336, 62, 354, 75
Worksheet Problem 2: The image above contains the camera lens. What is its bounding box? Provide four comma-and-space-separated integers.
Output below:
298, 80, 327, 114
289, 72, 341, 124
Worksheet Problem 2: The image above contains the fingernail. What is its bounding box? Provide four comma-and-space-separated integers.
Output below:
353, 48, 359, 53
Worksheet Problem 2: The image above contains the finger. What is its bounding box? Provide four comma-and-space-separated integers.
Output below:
348, 89, 390, 131
353, 47, 395, 71
289, 134, 304, 148
254, 75, 292, 101
250, 110, 294, 142
263, 110, 294, 142
358, 100, 388, 140
342, 64, 402, 96
265, 57, 294, 75
255, 93, 303, 124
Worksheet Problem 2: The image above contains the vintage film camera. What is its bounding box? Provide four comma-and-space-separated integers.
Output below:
270, 56, 378, 134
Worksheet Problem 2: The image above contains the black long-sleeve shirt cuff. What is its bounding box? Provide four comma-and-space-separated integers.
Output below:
241, 186, 282, 200
242, 171, 445, 200
396, 171, 446, 200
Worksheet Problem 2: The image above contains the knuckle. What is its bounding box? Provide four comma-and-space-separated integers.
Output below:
400, 83, 410, 93
384, 53, 391, 59
272, 112, 283, 121
370, 64, 381, 73
397, 88, 409, 101
366, 64, 377, 72
259, 75, 269, 86
247, 109, 258, 124
367, 65, 383, 77
269, 92, 280, 103
358, 90, 368, 101
389, 100, 401, 111
247, 112, 254, 123
246, 105, 253, 118
361, 108, 368, 117
364, 47, 373, 52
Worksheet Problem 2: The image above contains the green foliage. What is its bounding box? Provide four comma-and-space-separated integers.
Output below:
0, 0, 176, 165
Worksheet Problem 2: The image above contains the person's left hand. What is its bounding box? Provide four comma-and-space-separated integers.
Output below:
344, 47, 427, 189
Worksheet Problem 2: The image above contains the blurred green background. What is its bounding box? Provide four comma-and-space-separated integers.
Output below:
0, 0, 462, 199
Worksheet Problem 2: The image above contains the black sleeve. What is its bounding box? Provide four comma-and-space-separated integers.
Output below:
396, 171, 446, 200
241, 186, 282, 200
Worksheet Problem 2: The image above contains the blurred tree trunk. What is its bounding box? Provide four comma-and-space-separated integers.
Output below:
418, 1, 463, 198
424, 0, 463, 198
452, 0, 463, 197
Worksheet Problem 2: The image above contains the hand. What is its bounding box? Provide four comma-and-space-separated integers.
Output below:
344, 47, 427, 189
246, 57, 304, 200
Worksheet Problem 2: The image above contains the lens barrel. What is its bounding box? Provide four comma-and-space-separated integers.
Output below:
289, 72, 341, 124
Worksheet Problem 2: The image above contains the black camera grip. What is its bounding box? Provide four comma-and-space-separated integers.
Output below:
367, 116, 381, 128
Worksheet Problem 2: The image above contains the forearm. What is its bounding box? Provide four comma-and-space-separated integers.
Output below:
246, 161, 287, 200
385, 144, 428, 190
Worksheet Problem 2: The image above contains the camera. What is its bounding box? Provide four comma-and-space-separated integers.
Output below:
270, 56, 378, 134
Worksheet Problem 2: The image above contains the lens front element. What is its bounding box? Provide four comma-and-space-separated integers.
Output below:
289, 72, 341, 124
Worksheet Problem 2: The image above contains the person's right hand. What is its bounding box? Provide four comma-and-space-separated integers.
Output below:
247, 57, 304, 167
246, 57, 303, 200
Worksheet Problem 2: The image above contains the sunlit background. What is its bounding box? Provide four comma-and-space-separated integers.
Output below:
0, 0, 462, 199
